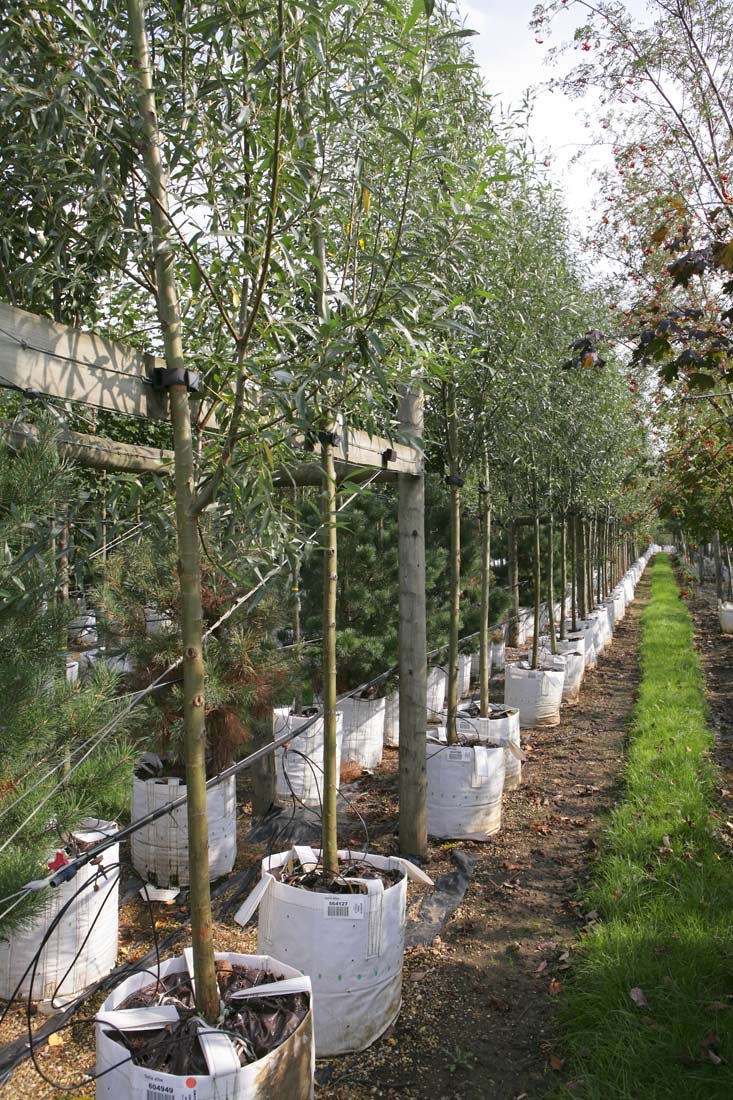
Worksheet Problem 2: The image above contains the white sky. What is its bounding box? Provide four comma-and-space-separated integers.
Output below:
454, 1, 650, 233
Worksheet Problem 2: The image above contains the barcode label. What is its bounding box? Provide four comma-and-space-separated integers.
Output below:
144, 1074, 196, 1099
447, 748, 471, 762
324, 897, 365, 919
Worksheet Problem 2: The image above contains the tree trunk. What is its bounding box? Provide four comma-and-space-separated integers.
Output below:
479, 454, 491, 716
58, 508, 70, 604
547, 514, 557, 654
127, 0, 217, 1022
559, 511, 567, 640
445, 387, 461, 745
531, 509, 541, 670
570, 511, 578, 630
398, 387, 427, 860
321, 436, 339, 878
585, 512, 598, 602
291, 546, 303, 714
507, 517, 520, 647
713, 530, 724, 600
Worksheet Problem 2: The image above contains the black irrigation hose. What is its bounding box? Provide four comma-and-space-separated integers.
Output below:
0, 862, 260, 1087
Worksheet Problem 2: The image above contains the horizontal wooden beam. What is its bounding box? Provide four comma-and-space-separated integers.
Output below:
296, 428, 422, 476
0, 301, 169, 420
0, 303, 423, 479
3, 420, 175, 475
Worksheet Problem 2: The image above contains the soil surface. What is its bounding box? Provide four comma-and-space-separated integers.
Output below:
0, 574, 667, 1100
684, 578, 733, 859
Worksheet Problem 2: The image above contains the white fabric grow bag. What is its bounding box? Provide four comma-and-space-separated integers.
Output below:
382, 691, 400, 748
623, 574, 635, 603
68, 611, 97, 647
95, 952, 314, 1100
531, 649, 567, 674
547, 634, 586, 661
0, 819, 119, 1004
490, 638, 506, 671
560, 651, 584, 704
572, 620, 597, 668
516, 611, 533, 646
144, 606, 174, 635
612, 587, 626, 622
504, 663, 564, 728
470, 649, 493, 685
338, 695, 386, 771
426, 665, 447, 722
456, 705, 522, 790
235, 847, 431, 1057
131, 773, 237, 888
535, 645, 583, 702
719, 602, 733, 634
274, 708, 343, 807
427, 740, 505, 839
458, 654, 472, 698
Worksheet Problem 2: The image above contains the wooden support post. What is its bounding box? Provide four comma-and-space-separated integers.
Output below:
398, 387, 427, 860
713, 530, 723, 600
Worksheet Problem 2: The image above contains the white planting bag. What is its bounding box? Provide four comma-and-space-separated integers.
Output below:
426, 740, 506, 840
0, 819, 119, 1004
426, 665, 447, 722
235, 848, 430, 1057
382, 690, 400, 748
274, 708, 343, 807
504, 663, 564, 728
131, 774, 236, 888
560, 651, 585, 704
95, 952, 314, 1100
455, 705, 522, 790
719, 601, 733, 634
338, 695, 386, 771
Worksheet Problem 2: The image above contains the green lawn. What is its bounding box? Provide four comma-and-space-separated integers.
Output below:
555, 554, 733, 1099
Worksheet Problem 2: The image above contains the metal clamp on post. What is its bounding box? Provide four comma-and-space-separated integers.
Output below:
445, 473, 465, 488
318, 429, 341, 448
382, 447, 397, 464
151, 366, 202, 392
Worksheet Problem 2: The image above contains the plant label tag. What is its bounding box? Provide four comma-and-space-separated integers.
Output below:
447, 748, 472, 763
324, 896, 365, 919
141, 1069, 199, 1099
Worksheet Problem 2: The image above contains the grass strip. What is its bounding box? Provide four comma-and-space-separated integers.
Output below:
555, 554, 733, 1099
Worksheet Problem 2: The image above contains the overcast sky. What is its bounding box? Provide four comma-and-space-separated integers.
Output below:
453, 1, 651, 231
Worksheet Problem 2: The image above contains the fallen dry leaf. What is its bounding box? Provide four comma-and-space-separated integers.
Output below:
535, 960, 548, 975
629, 987, 649, 1007
409, 970, 427, 982
530, 821, 552, 836
549, 1053, 565, 1071
47, 1032, 64, 1047
549, 978, 563, 995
